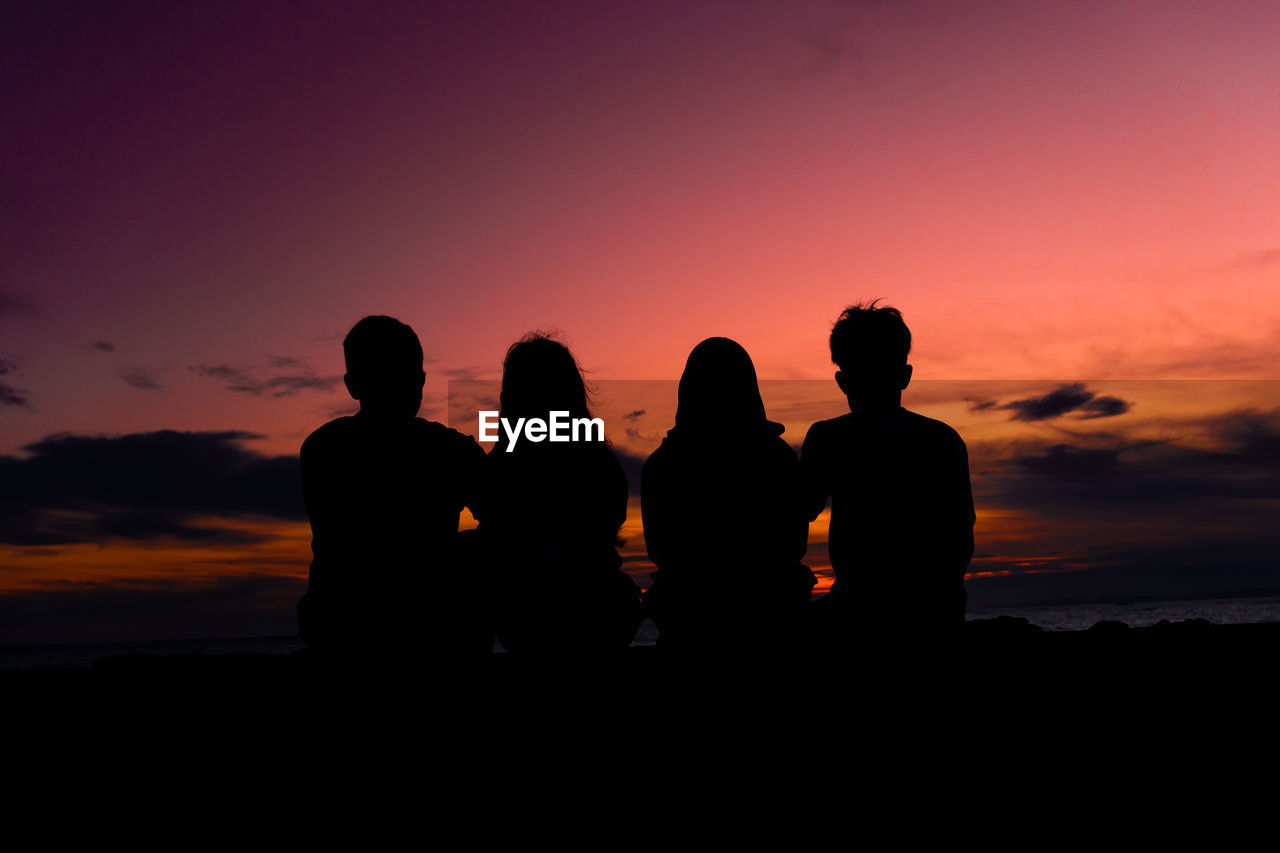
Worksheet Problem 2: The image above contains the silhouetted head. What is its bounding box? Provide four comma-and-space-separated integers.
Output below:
829, 300, 912, 407
342, 315, 425, 419
499, 332, 593, 425
672, 337, 783, 439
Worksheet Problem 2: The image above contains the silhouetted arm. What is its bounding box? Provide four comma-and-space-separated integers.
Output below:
799, 422, 833, 522
766, 438, 810, 564
299, 429, 338, 592
607, 448, 629, 543
954, 430, 976, 571
456, 433, 489, 522
640, 449, 672, 569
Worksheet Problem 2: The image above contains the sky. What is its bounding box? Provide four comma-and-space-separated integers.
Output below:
2, 1, 1278, 644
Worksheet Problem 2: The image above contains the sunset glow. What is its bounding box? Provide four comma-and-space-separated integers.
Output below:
3, 1, 1279, 643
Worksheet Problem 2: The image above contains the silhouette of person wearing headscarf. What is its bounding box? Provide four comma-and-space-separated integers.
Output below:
641, 337, 815, 651
801, 301, 975, 637
473, 333, 642, 654
297, 315, 490, 659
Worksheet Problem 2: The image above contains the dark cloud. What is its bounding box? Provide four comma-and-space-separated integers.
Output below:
0, 383, 28, 408
980, 383, 1133, 422
190, 359, 339, 398
1003, 383, 1096, 421
0, 355, 30, 408
1009, 443, 1124, 478
981, 408, 1280, 512
84, 340, 116, 352
116, 366, 164, 390
1079, 396, 1131, 419
0, 430, 304, 546
621, 409, 646, 421
965, 410, 1280, 606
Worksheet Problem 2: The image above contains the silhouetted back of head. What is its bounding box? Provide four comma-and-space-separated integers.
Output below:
343, 315, 425, 418
499, 332, 593, 425
830, 300, 912, 400
673, 337, 782, 439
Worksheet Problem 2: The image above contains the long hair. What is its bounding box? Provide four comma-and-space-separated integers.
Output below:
493, 331, 607, 457
670, 337, 783, 440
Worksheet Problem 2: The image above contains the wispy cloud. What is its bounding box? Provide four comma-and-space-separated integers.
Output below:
190, 357, 340, 398
116, 366, 165, 391
440, 366, 491, 380
1220, 247, 1280, 272
0, 355, 30, 409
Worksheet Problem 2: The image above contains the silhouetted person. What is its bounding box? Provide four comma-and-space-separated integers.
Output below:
641, 338, 815, 652
801, 301, 975, 637
297, 315, 489, 659
473, 333, 641, 654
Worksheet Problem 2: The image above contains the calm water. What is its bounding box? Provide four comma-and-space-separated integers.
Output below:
0, 635, 307, 671
4, 595, 1279, 669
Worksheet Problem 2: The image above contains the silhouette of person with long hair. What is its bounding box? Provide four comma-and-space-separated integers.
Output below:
641, 338, 815, 651
801, 301, 974, 636
297, 315, 490, 659
473, 333, 641, 654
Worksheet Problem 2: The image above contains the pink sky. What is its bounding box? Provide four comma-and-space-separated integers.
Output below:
2, 0, 1277, 457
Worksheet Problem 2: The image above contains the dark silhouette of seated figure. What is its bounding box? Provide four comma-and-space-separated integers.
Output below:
297, 316, 489, 658
801, 301, 975, 635
642, 338, 815, 651
473, 333, 641, 654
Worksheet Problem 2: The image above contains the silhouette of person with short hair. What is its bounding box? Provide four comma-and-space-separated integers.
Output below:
801, 301, 975, 635
641, 338, 815, 651
297, 315, 489, 658
473, 333, 641, 654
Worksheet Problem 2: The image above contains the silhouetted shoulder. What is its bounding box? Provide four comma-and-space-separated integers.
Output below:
805, 409, 963, 449
416, 417, 487, 456
302, 416, 481, 453
902, 408, 967, 453
301, 416, 355, 454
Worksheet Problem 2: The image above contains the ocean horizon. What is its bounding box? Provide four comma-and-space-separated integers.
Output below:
4, 592, 1280, 671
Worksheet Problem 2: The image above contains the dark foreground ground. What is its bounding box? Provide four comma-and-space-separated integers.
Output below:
7, 617, 1277, 825
8, 616, 1276, 731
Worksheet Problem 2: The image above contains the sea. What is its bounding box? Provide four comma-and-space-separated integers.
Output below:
3, 593, 1280, 670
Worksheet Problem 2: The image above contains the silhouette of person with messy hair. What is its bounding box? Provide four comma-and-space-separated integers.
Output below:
641, 338, 815, 651
473, 333, 642, 654
297, 315, 490, 658
801, 301, 974, 635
